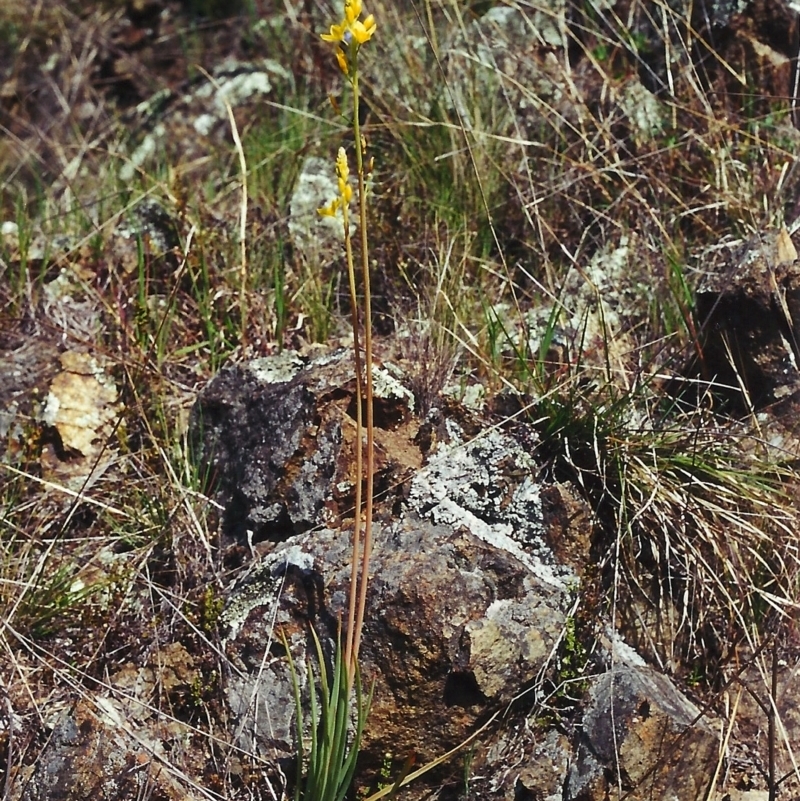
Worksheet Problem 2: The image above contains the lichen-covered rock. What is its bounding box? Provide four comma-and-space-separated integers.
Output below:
118, 59, 290, 181
502, 235, 655, 396
221, 511, 571, 792
0, 336, 60, 462
441, 2, 573, 132
218, 419, 581, 786
189, 349, 417, 542
194, 348, 730, 800
566, 665, 718, 801
481, 723, 572, 801
288, 156, 357, 261
407, 423, 576, 588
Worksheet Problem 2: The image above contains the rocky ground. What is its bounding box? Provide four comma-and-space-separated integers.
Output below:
3, 1, 800, 799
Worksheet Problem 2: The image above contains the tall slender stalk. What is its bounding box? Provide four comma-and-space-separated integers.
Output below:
340, 179, 364, 673
317, 0, 377, 681
349, 69, 375, 678
287, 6, 378, 800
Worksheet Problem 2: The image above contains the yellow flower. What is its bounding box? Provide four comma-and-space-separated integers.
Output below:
320, 1, 376, 46
321, 21, 347, 43
318, 198, 341, 217
344, 0, 362, 24
350, 15, 376, 44
336, 49, 348, 74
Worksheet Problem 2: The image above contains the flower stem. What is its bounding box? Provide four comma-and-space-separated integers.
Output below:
342, 196, 364, 674
349, 68, 374, 675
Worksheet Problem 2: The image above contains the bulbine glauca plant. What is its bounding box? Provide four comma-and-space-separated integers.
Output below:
285, 2, 378, 800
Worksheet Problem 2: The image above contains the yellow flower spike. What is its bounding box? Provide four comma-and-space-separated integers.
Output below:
336, 148, 350, 182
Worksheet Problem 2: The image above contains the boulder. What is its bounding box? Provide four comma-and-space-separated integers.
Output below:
195, 352, 732, 800
218, 405, 577, 795
566, 665, 718, 801
222, 510, 571, 794
223, 412, 576, 792
189, 349, 417, 542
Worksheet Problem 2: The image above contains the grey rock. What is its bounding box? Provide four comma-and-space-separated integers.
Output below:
194, 349, 729, 800
119, 59, 289, 182
288, 156, 356, 262
407, 424, 576, 588
190, 350, 350, 541
482, 724, 572, 801
113, 198, 179, 259
221, 512, 571, 784
0, 338, 60, 459
189, 349, 416, 543
212, 364, 579, 792
566, 665, 718, 801
442, 3, 571, 131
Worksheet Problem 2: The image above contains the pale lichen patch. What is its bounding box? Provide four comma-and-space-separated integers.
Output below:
408, 427, 575, 589
221, 544, 316, 640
